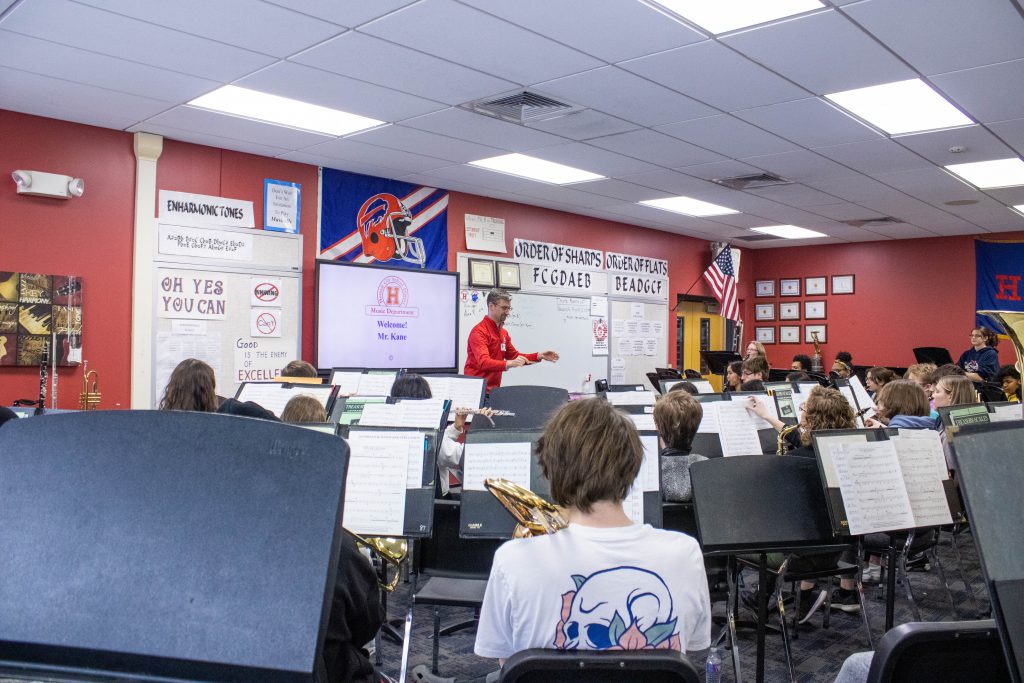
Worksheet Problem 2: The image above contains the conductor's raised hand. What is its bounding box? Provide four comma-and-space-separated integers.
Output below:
538, 350, 560, 362
506, 355, 528, 369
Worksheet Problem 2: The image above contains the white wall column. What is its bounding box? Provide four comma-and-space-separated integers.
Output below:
130, 132, 163, 408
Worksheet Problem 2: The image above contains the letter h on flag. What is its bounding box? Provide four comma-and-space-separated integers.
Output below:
703, 248, 741, 322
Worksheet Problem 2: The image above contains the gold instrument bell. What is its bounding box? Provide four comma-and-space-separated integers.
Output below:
485, 477, 568, 537
347, 530, 408, 592
978, 310, 1024, 374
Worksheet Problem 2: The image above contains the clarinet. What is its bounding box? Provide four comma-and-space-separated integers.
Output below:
35, 341, 49, 416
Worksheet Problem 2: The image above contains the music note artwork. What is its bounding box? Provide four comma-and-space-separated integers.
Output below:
0, 273, 84, 367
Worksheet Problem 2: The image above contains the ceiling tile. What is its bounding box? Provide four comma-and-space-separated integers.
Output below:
535, 66, 717, 127
73, 0, 344, 58
723, 9, 914, 94
873, 167, 985, 204
235, 62, 444, 123
346, 124, 504, 163
401, 164, 547, 194
574, 179, 671, 203
276, 151, 410, 179
291, 31, 516, 106
144, 105, 334, 149
843, 0, 1024, 74
618, 168, 726, 195
674, 159, 765, 181
360, 0, 602, 85
620, 40, 808, 112
931, 59, 1024, 125
588, 129, 726, 168
989, 118, 1024, 156
986, 186, 1024, 206
524, 142, 661, 177
813, 138, 933, 175
804, 174, 915, 208
656, 114, 800, 158
746, 184, 846, 207
261, 0, 417, 27
0, 30, 218, 103
400, 107, 568, 151
0, 0, 275, 81
126, 122, 293, 158
806, 201, 883, 221
525, 109, 640, 141
457, 0, 705, 63
865, 224, 941, 239
740, 149, 862, 182
297, 137, 453, 173
894, 124, 1017, 165
734, 98, 881, 147
512, 182, 622, 209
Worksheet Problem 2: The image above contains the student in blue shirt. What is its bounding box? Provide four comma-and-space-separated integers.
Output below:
957, 326, 1000, 383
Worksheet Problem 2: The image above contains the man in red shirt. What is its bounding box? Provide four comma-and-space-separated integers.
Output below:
464, 289, 559, 390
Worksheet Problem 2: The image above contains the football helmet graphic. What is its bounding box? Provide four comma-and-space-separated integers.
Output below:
356, 193, 426, 268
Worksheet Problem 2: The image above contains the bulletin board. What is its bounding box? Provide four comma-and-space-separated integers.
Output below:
459, 289, 608, 393
150, 223, 302, 408
609, 300, 669, 386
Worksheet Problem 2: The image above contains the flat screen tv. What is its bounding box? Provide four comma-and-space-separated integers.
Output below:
316, 260, 459, 372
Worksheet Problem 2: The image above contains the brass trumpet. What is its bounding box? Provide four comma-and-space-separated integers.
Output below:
347, 530, 408, 592
79, 363, 101, 410
484, 477, 568, 537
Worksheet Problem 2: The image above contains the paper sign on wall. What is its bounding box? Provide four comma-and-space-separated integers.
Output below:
251, 308, 282, 337
159, 190, 255, 229
465, 214, 506, 253
159, 224, 254, 261
157, 270, 228, 320
251, 277, 283, 307
234, 337, 292, 383
592, 316, 609, 356
264, 179, 301, 233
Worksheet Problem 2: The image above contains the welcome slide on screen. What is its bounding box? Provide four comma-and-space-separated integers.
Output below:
317, 264, 457, 370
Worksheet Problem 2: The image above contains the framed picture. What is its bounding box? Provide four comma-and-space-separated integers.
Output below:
779, 302, 800, 320
755, 280, 775, 297
805, 276, 826, 295
496, 262, 521, 290
779, 326, 800, 344
755, 327, 775, 344
804, 324, 827, 344
804, 300, 826, 319
468, 258, 496, 288
755, 303, 775, 321
780, 278, 801, 296
832, 274, 855, 295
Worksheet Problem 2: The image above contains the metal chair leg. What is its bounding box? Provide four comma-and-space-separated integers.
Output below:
398, 608, 414, 683
792, 580, 802, 640
726, 557, 742, 683
823, 576, 833, 630
899, 552, 922, 621
949, 528, 981, 617
855, 576, 874, 650
775, 580, 796, 683
930, 547, 958, 618
431, 608, 441, 674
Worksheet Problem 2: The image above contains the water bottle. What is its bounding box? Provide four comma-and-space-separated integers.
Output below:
705, 646, 722, 683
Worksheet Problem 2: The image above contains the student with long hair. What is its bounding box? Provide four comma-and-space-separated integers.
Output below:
957, 326, 1000, 383
864, 380, 932, 430
864, 367, 896, 395
158, 358, 218, 412
725, 360, 744, 392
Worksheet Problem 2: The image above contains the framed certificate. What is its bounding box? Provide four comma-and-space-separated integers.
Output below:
755, 280, 775, 297
755, 303, 775, 321
496, 262, 521, 290
805, 276, 826, 295
780, 279, 801, 296
756, 327, 775, 344
779, 326, 800, 344
832, 274, 855, 295
779, 302, 800, 320
804, 324, 827, 344
468, 258, 496, 288
804, 300, 826, 319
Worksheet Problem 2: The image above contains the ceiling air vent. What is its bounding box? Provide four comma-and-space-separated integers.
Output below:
734, 234, 782, 242
711, 172, 792, 190
462, 90, 582, 124
841, 217, 904, 228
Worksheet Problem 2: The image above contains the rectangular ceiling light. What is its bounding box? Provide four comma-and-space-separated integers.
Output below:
188, 85, 384, 136
825, 79, 973, 135
468, 153, 604, 184
945, 158, 1024, 189
751, 224, 827, 239
1013, 204, 1024, 215
650, 0, 823, 34
639, 196, 739, 217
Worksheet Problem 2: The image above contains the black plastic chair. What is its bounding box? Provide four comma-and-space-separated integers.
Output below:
484, 386, 569, 429
865, 619, 1011, 683
978, 382, 1007, 402
500, 648, 702, 683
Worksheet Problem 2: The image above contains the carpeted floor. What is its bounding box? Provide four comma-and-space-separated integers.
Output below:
375, 530, 988, 682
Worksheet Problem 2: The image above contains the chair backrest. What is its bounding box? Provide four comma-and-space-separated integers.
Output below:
484, 385, 569, 429
866, 620, 1011, 683
416, 500, 501, 580
979, 383, 1008, 403
500, 648, 702, 683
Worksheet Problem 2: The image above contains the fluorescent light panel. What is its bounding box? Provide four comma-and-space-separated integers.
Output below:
188, 85, 384, 136
945, 158, 1024, 189
468, 153, 604, 184
650, 0, 823, 34
751, 225, 827, 239
825, 79, 972, 135
640, 196, 739, 217
1011, 204, 1024, 216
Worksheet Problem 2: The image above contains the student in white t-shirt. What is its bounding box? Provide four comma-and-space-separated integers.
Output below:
474, 398, 711, 662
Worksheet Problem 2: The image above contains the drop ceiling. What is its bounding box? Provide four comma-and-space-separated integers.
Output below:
2, 0, 1024, 247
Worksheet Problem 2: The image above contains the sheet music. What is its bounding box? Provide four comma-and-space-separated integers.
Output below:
339, 396, 386, 425
606, 390, 657, 406
628, 412, 657, 432
236, 383, 332, 417
892, 430, 953, 527
849, 375, 876, 414
342, 435, 409, 536
330, 370, 363, 395
623, 482, 644, 525
814, 433, 869, 487
717, 401, 764, 456
836, 385, 864, 427
690, 380, 714, 394
348, 430, 426, 488
424, 376, 484, 419
357, 372, 396, 396
462, 441, 532, 492
831, 441, 916, 535
990, 403, 1023, 422
730, 393, 778, 430
358, 399, 446, 429
640, 434, 660, 491
697, 401, 721, 433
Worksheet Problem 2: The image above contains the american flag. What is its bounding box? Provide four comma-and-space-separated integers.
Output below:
703, 248, 741, 321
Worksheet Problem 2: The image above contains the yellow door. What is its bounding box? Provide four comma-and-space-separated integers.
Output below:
677, 301, 726, 390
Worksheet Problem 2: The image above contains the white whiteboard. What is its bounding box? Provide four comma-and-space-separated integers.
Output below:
609, 300, 669, 385
458, 289, 607, 393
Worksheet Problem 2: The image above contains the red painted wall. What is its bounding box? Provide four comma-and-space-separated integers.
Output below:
744, 234, 1024, 370
0, 111, 135, 408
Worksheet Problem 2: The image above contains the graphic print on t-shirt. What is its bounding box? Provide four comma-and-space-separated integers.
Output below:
553, 566, 680, 651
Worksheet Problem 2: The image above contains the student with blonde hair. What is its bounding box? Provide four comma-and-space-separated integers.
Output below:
281, 394, 328, 423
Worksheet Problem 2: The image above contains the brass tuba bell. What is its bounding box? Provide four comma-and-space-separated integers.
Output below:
485, 477, 569, 537
978, 310, 1024, 375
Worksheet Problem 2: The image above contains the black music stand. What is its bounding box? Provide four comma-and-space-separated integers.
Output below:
949, 421, 1024, 683
0, 411, 349, 682
690, 455, 839, 683
701, 351, 741, 376
913, 346, 954, 366
482, 385, 568, 429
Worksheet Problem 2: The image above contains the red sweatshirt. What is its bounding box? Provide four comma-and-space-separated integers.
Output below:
463, 316, 538, 390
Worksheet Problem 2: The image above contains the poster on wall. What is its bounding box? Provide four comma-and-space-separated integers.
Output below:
319, 167, 449, 270
0, 272, 82, 367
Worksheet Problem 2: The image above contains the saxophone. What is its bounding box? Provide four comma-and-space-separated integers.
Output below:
810, 332, 824, 373
777, 423, 801, 455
